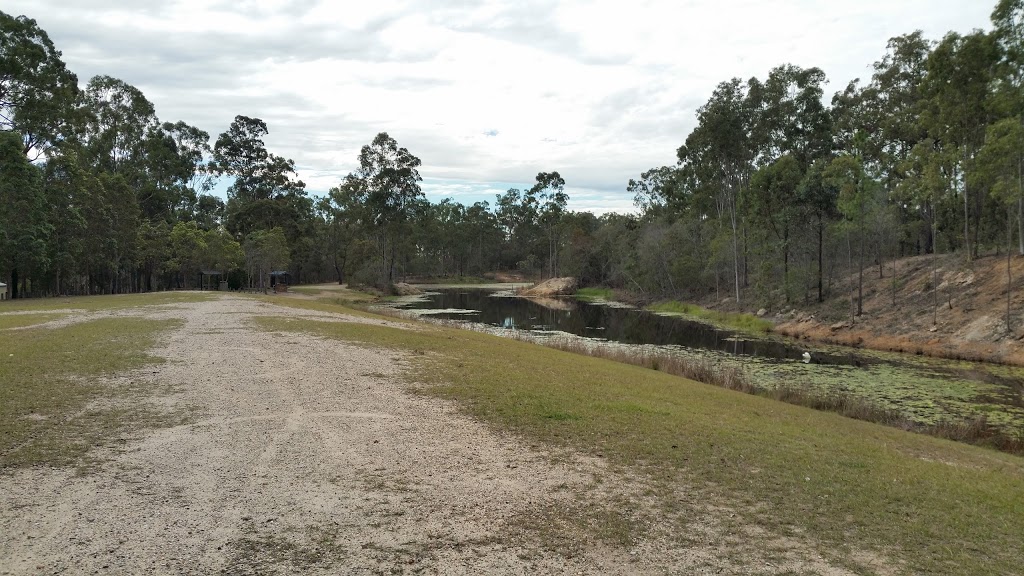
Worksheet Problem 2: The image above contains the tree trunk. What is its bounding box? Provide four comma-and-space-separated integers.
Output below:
1008, 207, 1013, 335
857, 225, 864, 317
388, 240, 397, 285
846, 232, 854, 326
817, 217, 824, 303
730, 193, 741, 305
962, 160, 971, 262
783, 227, 789, 303
891, 253, 897, 307
1018, 165, 1023, 255
10, 268, 18, 299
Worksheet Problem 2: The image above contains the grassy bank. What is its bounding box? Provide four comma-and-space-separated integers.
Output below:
575, 287, 616, 301
0, 317, 184, 471
649, 300, 773, 333
255, 305, 1024, 575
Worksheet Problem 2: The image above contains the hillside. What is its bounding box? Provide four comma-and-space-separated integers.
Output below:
750, 253, 1024, 365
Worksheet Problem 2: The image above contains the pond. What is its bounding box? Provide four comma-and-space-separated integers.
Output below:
389, 287, 1024, 437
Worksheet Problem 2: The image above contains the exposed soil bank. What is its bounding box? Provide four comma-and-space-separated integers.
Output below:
520, 277, 578, 297
651, 253, 1024, 366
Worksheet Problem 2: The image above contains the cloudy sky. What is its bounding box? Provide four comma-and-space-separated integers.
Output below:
8, 0, 995, 213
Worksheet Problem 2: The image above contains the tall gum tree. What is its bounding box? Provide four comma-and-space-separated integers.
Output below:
348, 132, 423, 285
0, 11, 79, 159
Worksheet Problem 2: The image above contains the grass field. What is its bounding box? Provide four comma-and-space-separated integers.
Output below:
256, 304, 1024, 575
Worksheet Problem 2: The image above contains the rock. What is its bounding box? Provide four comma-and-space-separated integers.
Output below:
519, 277, 578, 297
756, 308, 768, 317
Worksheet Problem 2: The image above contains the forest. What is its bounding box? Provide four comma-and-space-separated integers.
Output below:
1, 1, 1022, 311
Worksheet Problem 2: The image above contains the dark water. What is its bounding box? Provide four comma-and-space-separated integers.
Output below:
396, 289, 866, 366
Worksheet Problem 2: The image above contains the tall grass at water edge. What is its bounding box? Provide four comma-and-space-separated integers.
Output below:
532, 335, 1024, 455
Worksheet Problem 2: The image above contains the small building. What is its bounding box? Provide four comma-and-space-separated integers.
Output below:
0, 282, 6, 300
199, 270, 226, 291
269, 271, 291, 293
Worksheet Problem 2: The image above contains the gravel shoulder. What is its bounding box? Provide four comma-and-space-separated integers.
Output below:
0, 295, 854, 575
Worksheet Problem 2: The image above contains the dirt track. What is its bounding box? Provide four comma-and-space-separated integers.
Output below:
0, 296, 854, 575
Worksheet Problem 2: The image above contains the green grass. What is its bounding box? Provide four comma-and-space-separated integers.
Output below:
0, 317, 185, 471
575, 287, 615, 301
649, 300, 773, 333
0, 291, 213, 313
255, 309, 1024, 575
0, 312, 66, 329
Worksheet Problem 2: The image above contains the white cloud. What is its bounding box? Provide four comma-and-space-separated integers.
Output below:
6, 0, 995, 213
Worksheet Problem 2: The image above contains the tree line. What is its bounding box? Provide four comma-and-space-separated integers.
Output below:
2, 2, 1022, 312
0, 10, 583, 296
621, 0, 1023, 319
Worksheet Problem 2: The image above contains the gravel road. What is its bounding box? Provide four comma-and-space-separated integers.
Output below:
0, 296, 855, 575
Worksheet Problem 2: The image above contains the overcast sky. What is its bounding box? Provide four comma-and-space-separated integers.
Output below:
8, 0, 995, 213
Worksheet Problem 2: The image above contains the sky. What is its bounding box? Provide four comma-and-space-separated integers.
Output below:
7, 0, 996, 214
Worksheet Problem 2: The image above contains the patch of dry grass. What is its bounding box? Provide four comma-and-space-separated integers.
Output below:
0, 317, 185, 471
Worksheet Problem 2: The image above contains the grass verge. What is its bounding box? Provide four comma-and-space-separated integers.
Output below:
0, 317, 185, 471
255, 310, 1024, 575
0, 291, 213, 313
649, 301, 773, 333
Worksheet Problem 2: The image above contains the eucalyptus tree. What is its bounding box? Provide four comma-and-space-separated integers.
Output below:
919, 31, 1001, 259
628, 165, 686, 215
39, 154, 82, 293
826, 154, 882, 317
975, 117, 1024, 331
0, 11, 80, 159
797, 159, 840, 302
748, 154, 803, 302
462, 200, 500, 275
495, 187, 539, 270
0, 131, 49, 297
532, 171, 568, 278
683, 78, 754, 304
321, 175, 369, 284
82, 75, 159, 174
347, 132, 423, 285
211, 115, 310, 268
144, 121, 214, 223
992, 0, 1024, 254
243, 227, 290, 290
748, 64, 832, 170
